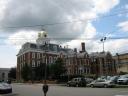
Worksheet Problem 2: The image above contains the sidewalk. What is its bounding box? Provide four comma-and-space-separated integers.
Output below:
116, 85, 128, 88
12, 83, 66, 86
0, 93, 18, 96
12, 83, 128, 88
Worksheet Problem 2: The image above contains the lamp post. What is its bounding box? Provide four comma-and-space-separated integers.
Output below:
116, 53, 120, 74
42, 43, 48, 96
100, 37, 107, 52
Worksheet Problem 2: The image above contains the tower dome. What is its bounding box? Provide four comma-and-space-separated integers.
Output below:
38, 30, 48, 38
36, 29, 50, 45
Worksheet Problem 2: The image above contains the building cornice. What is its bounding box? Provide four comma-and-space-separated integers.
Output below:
17, 48, 61, 57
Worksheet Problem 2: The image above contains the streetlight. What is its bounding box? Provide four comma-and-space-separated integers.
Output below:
116, 53, 120, 74
100, 37, 107, 52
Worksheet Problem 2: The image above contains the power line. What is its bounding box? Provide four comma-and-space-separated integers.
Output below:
0, 36, 128, 40
0, 9, 128, 29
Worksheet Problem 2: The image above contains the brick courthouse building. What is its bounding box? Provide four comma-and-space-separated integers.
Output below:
16, 30, 75, 81
16, 30, 116, 81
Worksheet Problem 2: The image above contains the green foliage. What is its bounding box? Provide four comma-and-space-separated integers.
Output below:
21, 64, 32, 81
119, 71, 128, 75
49, 58, 66, 78
35, 63, 46, 80
8, 67, 16, 79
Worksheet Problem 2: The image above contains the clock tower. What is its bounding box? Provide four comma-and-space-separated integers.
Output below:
36, 29, 50, 45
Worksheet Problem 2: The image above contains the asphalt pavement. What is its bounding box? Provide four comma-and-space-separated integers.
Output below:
0, 83, 128, 96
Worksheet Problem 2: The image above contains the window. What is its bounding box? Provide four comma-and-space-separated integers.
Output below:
54, 57, 57, 62
32, 60, 35, 67
21, 55, 23, 62
42, 56, 45, 63
30, 44, 37, 49
2, 73, 5, 79
23, 62, 25, 67
32, 53, 35, 58
49, 56, 53, 63
37, 61, 40, 66
23, 54, 25, 60
53, 45, 57, 51
37, 53, 40, 59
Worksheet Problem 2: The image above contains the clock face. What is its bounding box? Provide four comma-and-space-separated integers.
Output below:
44, 34, 47, 37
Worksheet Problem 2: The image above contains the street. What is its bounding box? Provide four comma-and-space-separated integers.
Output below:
3, 83, 128, 96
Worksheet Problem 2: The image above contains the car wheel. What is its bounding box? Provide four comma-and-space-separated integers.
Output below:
76, 84, 79, 87
127, 81, 128, 85
104, 84, 108, 88
67, 84, 70, 87
91, 84, 94, 88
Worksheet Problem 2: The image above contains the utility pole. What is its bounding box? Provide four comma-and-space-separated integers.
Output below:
116, 53, 120, 74
100, 37, 107, 77
100, 37, 107, 52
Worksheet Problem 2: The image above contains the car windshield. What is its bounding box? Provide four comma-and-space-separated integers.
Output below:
107, 76, 115, 80
119, 75, 128, 78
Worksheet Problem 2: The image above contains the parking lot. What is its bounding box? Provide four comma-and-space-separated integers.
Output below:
0, 83, 127, 96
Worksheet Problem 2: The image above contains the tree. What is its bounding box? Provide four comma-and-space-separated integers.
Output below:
21, 64, 31, 81
49, 58, 66, 79
35, 63, 45, 80
119, 71, 128, 75
8, 67, 16, 80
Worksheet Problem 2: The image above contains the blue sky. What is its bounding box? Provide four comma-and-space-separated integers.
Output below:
93, 1, 128, 37
0, 0, 128, 68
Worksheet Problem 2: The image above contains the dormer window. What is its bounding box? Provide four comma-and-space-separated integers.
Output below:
30, 44, 37, 49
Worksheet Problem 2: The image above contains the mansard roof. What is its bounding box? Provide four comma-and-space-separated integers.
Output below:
17, 42, 74, 55
89, 51, 112, 58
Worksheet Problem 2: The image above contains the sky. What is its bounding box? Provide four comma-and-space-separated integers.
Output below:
0, 0, 128, 68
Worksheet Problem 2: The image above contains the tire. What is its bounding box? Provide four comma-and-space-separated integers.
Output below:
127, 81, 128, 85
67, 84, 70, 87
91, 84, 94, 88
104, 84, 108, 88
76, 84, 79, 87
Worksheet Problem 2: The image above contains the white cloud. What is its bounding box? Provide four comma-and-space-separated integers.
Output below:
93, 0, 119, 14
105, 39, 128, 54
0, 0, 11, 20
0, 0, 122, 68
6, 0, 120, 52
65, 0, 120, 51
6, 30, 38, 49
62, 22, 99, 53
82, 22, 96, 39
118, 21, 128, 32
125, 4, 128, 9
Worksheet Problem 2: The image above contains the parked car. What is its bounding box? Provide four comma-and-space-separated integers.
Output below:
88, 79, 116, 88
117, 74, 128, 85
97, 76, 112, 81
7, 79, 12, 84
85, 78, 94, 84
0, 82, 12, 94
109, 76, 120, 84
67, 77, 87, 87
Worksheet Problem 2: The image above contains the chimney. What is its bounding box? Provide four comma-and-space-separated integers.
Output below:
74, 48, 77, 53
81, 42, 85, 52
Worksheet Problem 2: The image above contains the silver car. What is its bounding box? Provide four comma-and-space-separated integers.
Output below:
0, 82, 12, 94
117, 74, 128, 85
88, 79, 116, 88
